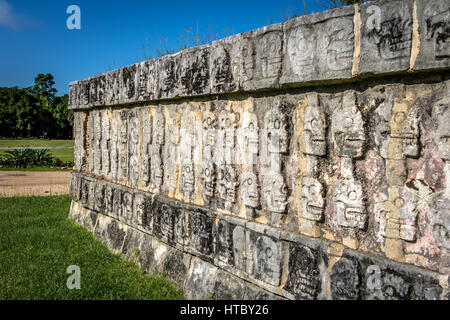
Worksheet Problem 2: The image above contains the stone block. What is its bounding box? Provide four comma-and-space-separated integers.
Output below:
187, 208, 216, 262
283, 242, 326, 300
241, 23, 283, 90
120, 63, 138, 104
179, 45, 211, 96
281, 5, 354, 85
359, 0, 413, 74
211, 270, 245, 300
414, 0, 450, 71
184, 257, 218, 300
210, 34, 241, 94
137, 59, 158, 101
157, 52, 181, 99
246, 230, 283, 287
162, 250, 190, 288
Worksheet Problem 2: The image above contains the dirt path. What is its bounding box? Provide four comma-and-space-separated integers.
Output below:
0, 171, 71, 197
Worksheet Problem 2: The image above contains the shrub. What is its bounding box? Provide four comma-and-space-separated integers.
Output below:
0, 148, 68, 168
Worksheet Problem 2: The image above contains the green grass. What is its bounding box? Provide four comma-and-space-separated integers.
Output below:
0, 139, 74, 148
0, 195, 185, 300
0, 166, 72, 172
0, 139, 74, 170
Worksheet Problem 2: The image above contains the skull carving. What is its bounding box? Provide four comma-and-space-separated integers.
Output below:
202, 111, 217, 147
232, 226, 246, 270
301, 177, 325, 221
153, 109, 165, 146
265, 99, 289, 154
332, 93, 365, 158
424, 2, 450, 59
150, 151, 163, 189
161, 58, 176, 94
287, 25, 316, 76
122, 192, 133, 224
218, 165, 239, 203
390, 101, 420, 158
368, 3, 412, 60
180, 159, 195, 198
134, 193, 146, 226
217, 220, 233, 264
122, 65, 136, 99
201, 160, 216, 199
304, 104, 326, 156
265, 173, 288, 213
243, 112, 259, 156
160, 204, 174, 241
256, 236, 281, 286
257, 31, 282, 79
241, 168, 259, 208
334, 178, 366, 230
432, 96, 450, 161
212, 44, 233, 91
326, 18, 354, 71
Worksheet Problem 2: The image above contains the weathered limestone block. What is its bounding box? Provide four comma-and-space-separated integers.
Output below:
283, 242, 326, 300
359, 0, 413, 74
137, 59, 158, 101
184, 257, 219, 300
158, 53, 181, 99
211, 271, 245, 300
105, 69, 121, 105
281, 5, 354, 84
246, 230, 283, 286
414, 0, 450, 70
241, 23, 283, 90
179, 45, 210, 96
121, 64, 138, 104
210, 34, 241, 94
187, 209, 216, 261
331, 251, 443, 300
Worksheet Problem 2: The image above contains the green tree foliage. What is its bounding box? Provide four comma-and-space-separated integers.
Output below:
0, 74, 73, 139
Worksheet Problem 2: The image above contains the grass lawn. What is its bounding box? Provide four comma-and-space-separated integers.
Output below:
0, 139, 74, 170
0, 195, 185, 300
0, 139, 74, 148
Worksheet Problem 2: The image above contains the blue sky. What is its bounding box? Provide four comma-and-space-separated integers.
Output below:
0, 0, 326, 95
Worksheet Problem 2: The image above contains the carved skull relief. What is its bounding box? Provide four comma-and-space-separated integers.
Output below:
265, 173, 288, 213
432, 96, 450, 161
304, 104, 326, 156
265, 99, 289, 154
180, 159, 195, 198
256, 236, 281, 286
243, 112, 259, 156
201, 160, 216, 199
334, 178, 366, 230
332, 93, 365, 158
287, 25, 316, 76
424, 2, 450, 59
153, 109, 165, 146
134, 193, 146, 226
241, 168, 259, 208
301, 177, 325, 222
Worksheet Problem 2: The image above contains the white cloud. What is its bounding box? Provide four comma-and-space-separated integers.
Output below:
0, 0, 26, 30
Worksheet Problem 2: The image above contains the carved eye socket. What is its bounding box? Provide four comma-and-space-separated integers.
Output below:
394, 197, 405, 208
344, 117, 353, 128
226, 118, 231, 127
281, 185, 288, 194
207, 117, 212, 125
394, 112, 406, 124
309, 185, 317, 195
247, 178, 253, 186
348, 190, 357, 201
274, 119, 280, 129
311, 118, 319, 128
249, 122, 254, 130
265, 247, 273, 258
204, 168, 210, 176
185, 166, 191, 173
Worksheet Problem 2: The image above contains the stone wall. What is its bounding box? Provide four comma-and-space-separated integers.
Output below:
68, 0, 450, 299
